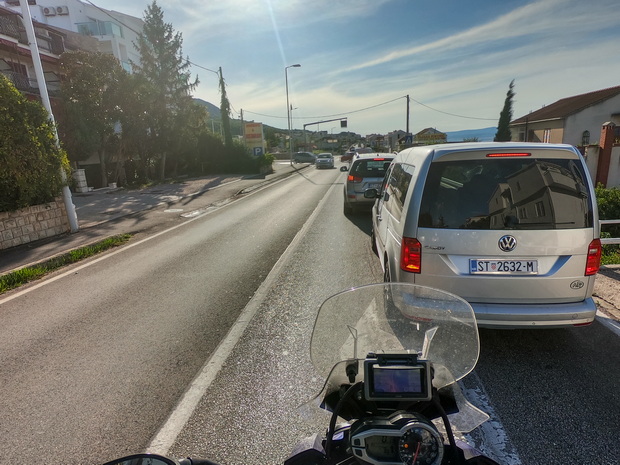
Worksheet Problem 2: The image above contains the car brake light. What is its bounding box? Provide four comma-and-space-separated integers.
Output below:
585, 239, 601, 276
373, 158, 385, 161
401, 237, 421, 273
348, 175, 363, 183
486, 152, 531, 157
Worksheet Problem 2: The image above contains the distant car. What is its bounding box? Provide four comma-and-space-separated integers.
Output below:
341, 151, 355, 163
341, 147, 373, 163
293, 152, 316, 164
343, 153, 394, 214
315, 153, 334, 169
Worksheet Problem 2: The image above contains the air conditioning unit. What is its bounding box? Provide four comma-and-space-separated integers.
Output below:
56, 5, 69, 15
42, 6, 57, 16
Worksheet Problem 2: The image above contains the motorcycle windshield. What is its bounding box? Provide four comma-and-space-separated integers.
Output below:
310, 283, 479, 391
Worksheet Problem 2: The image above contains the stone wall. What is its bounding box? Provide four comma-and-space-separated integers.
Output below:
0, 198, 70, 251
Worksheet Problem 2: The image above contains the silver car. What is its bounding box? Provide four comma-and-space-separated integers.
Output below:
294, 151, 316, 164
369, 142, 601, 328
343, 153, 394, 214
315, 153, 334, 169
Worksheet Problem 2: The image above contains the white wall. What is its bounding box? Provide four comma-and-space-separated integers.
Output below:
564, 94, 620, 146
584, 145, 620, 188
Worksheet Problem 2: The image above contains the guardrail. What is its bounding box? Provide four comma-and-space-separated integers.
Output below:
600, 220, 620, 245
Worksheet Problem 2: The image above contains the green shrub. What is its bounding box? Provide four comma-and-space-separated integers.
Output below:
596, 183, 620, 264
0, 74, 70, 212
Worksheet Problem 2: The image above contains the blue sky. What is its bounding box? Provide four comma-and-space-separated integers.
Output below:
93, 0, 620, 136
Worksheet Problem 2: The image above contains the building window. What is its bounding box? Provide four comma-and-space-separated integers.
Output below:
543, 129, 551, 143
582, 130, 590, 146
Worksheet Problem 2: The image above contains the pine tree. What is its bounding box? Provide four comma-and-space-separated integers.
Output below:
133, 0, 198, 179
494, 80, 515, 142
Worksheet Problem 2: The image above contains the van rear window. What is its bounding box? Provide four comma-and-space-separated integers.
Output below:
418, 158, 593, 230
350, 159, 392, 177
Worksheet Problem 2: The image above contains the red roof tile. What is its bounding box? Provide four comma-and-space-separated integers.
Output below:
511, 85, 620, 125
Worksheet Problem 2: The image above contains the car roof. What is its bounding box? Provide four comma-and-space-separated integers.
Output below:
353, 153, 394, 160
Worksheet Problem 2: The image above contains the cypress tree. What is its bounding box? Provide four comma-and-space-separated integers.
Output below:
494, 80, 515, 142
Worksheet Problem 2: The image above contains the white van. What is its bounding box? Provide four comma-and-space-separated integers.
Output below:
369, 142, 601, 328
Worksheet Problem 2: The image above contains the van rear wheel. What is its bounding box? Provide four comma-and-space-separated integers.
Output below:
383, 262, 391, 282
370, 230, 378, 256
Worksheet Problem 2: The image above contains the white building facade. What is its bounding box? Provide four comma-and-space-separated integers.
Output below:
3, 0, 143, 71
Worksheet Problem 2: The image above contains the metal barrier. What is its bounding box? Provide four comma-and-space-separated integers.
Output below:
600, 220, 620, 245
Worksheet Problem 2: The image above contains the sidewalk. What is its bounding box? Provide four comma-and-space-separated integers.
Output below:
0, 161, 305, 274
593, 265, 620, 327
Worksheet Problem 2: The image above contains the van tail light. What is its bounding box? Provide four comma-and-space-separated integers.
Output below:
401, 237, 421, 273
585, 239, 601, 276
348, 175, 363, 183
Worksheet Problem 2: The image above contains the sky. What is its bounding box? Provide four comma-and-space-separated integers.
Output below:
88, 0, 620, 136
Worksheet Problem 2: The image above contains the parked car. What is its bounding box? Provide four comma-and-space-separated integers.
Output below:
315, 153, 334, 169
294, 152, 316, 164
367, 142, 601, 329
343, 153, 394, 214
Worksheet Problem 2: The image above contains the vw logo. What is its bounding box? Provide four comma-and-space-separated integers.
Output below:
498, 235, 517, 252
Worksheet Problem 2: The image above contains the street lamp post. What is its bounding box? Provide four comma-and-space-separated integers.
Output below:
285, 64, 301, 166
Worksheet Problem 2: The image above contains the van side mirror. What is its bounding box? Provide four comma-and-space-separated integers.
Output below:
340, 166, 348, 172
364, 188, 379, 199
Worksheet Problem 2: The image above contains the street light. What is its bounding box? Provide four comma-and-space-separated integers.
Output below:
285, 64, 301, 166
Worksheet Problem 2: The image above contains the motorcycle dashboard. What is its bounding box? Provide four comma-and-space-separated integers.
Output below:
350, 413, 444, 465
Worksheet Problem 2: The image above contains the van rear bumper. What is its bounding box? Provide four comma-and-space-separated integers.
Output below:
471, 298, 597, 329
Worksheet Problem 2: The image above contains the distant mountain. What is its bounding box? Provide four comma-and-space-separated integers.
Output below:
194, 98, 221, 119
445, 127, 497, 142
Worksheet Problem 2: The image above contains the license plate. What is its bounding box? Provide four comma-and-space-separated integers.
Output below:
469, 259, 538, 275
368, 183, 381, 189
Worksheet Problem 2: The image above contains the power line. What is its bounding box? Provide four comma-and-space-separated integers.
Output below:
243, 96, 407, 120
409, 96, 496, 121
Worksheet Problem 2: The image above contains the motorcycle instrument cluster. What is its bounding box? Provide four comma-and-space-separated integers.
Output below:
350, 412, 444, 465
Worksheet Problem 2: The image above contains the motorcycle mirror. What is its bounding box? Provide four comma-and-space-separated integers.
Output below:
102, 453, 177, 465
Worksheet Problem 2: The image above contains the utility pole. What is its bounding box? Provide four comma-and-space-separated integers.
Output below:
219, 67, 233, 148
406, 94, 410, 135
18, 0, 78, 232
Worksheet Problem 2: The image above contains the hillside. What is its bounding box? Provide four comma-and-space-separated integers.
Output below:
445, 127, 497, 142
194, 98, 221, 119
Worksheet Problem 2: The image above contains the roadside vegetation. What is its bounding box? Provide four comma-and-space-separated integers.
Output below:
596, 184, 620, 265
0, 234, 132, 295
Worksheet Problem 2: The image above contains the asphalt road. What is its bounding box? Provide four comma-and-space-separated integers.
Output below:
0, 166, 339, 463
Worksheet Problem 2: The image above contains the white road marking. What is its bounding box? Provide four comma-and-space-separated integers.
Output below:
146, 173, 339, 454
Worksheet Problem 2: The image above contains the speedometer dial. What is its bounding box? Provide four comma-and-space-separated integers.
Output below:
398, 424, 443, 465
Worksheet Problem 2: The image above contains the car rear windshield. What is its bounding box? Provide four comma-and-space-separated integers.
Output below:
351, 158, 393, 177
418, 158, 593, 230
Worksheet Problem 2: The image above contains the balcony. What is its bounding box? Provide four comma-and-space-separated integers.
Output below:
0, 14, 26, 43
1, 69, 61, 97
1, 69, 36, 92
76, 20, 123, 38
